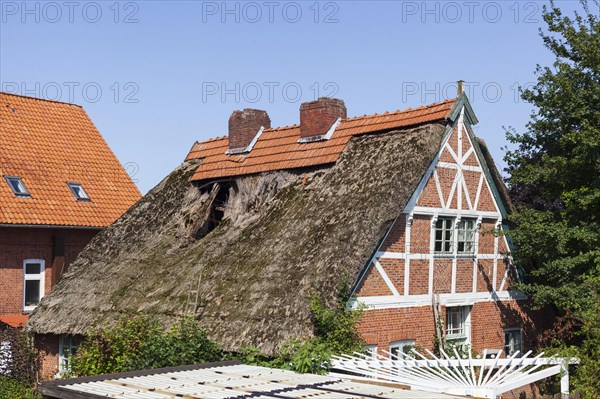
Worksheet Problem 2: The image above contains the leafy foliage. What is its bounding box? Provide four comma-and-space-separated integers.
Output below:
0, 377, 40, 399
504, 1, 600, 396
69, 315, 223, 377
240, 296, 364, 374
0, 327, 38, 385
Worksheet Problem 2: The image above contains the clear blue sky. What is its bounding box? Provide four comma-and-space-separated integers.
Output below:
0, 1, 582, 193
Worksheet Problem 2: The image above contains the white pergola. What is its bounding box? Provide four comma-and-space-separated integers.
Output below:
330, 349, 578, 399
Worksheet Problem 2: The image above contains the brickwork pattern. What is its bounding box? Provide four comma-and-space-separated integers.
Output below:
300, 97, 347, 138
360, 300, 536, 355
0, 227, 98, 315
228, 109, 271, 150
354, 117, 533, 357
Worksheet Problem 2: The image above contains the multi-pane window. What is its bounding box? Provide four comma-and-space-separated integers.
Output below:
435, 217, 477, 255
23, 260, 45, 312
389, 340, 415, 359
67, 182, 90, 201
59, 335, 78, 374
446, 306, 471, 346
457, 218, 476, 254
504, 328, 523, 356
5, 176, 29, 197
434, 217, 454, 253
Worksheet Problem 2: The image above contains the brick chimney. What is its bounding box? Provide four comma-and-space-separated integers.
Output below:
300, 97, 347, 139
228, 109, 271, 151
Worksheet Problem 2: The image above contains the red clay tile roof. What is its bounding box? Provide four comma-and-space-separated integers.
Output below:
0, 93, 141, 227
0, 314, 29, 328
186, 99, 455, 182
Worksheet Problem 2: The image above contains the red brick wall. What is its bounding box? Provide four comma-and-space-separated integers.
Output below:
35, 333, 59, 380
0, 226, 98, 315
359, 307, 436, 350
35, 333, 84, 380
358, 299, 537, 355
355, 262, 394, 296
408, 260, 428, 295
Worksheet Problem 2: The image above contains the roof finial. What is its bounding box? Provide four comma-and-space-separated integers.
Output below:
457, 80, 465, 97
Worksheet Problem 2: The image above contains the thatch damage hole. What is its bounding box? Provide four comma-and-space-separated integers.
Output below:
191, 182, 235, 240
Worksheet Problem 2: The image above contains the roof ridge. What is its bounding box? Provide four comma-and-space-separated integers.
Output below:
192, 135, 228, 146
0, 91, 83, 107
192, 99, 455, 143
344, 98, 455, 121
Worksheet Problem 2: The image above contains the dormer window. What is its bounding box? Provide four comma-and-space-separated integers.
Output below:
5, 176, 30, 197
67, 182, 90, 201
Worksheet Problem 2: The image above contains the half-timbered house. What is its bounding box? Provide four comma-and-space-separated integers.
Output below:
27, 84, 540, 379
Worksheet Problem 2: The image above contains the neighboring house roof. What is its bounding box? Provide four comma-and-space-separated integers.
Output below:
186, 99, 455, 181
27, 96, 507, 355
0, 314, 28, 328
0, 93, 141, 227
39, 361, 464, 399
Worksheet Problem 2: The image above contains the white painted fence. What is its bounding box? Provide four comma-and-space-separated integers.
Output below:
330, 348, 578, 399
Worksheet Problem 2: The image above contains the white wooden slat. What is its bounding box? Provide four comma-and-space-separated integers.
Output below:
331, 349, 577, 399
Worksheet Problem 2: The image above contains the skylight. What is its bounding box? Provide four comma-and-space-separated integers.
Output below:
5, 176, 30, 197
67, 182, 90, 201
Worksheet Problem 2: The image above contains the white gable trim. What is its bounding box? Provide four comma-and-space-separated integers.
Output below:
351, 101, 515, 300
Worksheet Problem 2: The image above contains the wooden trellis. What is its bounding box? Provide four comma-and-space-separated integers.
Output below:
330, 348, 578, 398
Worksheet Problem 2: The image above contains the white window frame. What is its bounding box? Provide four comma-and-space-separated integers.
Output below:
58, 335, 78, 375
389, 339, 416, 359
456, 218, 476, 254
445, 305, 471, 346
504, 328, 523, 356
434, 216, 478, 257
364, 344, 378, 359
434, 217, 454, 254
23, 259, 45, 312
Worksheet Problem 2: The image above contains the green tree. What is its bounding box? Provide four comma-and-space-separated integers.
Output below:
505, 1, 600, 396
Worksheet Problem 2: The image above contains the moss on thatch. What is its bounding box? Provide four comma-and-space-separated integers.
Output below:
28, 123, 446, 354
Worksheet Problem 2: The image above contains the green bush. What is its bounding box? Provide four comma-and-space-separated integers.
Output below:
240, 296, 364, 374
70, 315, 223, 377
0, 377, 40, 399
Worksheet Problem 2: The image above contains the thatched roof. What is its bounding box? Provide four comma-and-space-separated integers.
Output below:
28, 123, 446, 354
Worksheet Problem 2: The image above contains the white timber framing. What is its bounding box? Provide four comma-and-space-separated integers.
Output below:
404, 214, 413, 296
352, 102, 524, 309
348, 291, 527, 310
373, 259, 400, 297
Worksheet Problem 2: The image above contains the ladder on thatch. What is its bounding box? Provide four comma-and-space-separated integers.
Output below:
184, 266, 203, 315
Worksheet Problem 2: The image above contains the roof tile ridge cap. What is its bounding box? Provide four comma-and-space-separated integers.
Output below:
195, 135, 228, 145
265, 124, 300, 132
341, 99, 455, 123
0, 91, 84, 108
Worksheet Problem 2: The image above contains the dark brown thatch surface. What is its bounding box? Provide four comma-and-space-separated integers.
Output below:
27, 123, 446, 354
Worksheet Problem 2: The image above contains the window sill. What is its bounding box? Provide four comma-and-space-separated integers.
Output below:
446, 335, 468, 341
433, 254, 476, 259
